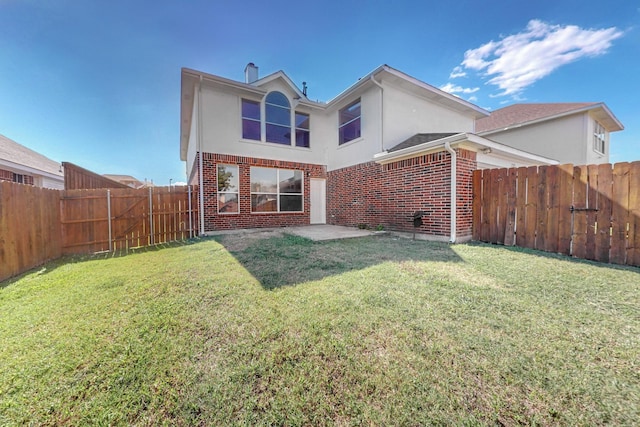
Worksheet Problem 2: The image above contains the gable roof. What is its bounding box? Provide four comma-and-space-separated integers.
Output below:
0, 134, 63, 178
327, 65, 489, 119
476, 103, 624, 134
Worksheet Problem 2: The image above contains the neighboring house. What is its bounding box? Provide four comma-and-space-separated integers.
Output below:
179, 64, 560, 242
0, 134, 64, 189
475, 103, 624, 165
102, 174, 146, 188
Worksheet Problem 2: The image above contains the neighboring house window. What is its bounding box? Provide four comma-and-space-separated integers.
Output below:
593, 121, 606, 154
339, 99, 361, 145
217, 164, 239, 214
295, 112, 310, 148
250, 167, 303, 212
265, 92, 291, 145
242, 99, 261, 141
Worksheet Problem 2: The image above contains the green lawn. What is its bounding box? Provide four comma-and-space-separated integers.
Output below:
1, 233, 638, 426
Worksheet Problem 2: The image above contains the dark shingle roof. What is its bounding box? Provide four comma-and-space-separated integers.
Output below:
388, 133, 459, 153
475, 103, 598, 133
0, 134, 63, 176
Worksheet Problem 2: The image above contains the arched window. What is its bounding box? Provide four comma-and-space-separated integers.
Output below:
265, 91, 291, 145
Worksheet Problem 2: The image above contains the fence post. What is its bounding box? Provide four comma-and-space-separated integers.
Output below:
149, 187, 155, 245
107, 189, 112, 252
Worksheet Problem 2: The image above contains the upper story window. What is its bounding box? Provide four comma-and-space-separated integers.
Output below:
242, 99, 261, 141
593, 121, 606, 154
242, 92, 311, 148
339, 99, 361, 145
295, 112, 310, 148
265, 92, 291, 145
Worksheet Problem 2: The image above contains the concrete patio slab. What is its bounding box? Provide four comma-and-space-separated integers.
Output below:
285, 225, 382, 241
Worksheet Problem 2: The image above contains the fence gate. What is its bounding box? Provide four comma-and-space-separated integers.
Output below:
472, 162, 640, 268
61, 186, 198, 255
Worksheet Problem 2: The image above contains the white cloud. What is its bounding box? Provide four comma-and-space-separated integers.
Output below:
468, 96, 478, 102
449, 66, 466, 79
456, 19, 623, 96
440, 83, 479, 95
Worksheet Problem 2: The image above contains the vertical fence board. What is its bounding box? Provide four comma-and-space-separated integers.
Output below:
585, 165, 599, 260
557, 164, 574, 255
610, 163, 630, 264
628, 162, 640, 266
545, 165, 560, 253
504, 168, 517, 246
495, 168, 508, 244
524, 166, 538, 249
515, 167, 528, 246
572, 166, 588, 259
595, 164, 612, 263
535, 166, 548, 251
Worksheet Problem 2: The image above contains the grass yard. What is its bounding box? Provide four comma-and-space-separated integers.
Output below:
1, 233, 639, 426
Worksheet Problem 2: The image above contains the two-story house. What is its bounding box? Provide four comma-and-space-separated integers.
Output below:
179, 64, 561, 242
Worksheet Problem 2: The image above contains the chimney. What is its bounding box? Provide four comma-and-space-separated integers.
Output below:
245, 62, 259, 84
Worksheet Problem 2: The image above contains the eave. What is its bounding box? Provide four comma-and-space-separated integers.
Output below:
373, 133, 558, 167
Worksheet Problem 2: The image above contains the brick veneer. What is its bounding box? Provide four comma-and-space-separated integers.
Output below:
327, 149, 477, 239
198, 153, 326, 232
195, 149, 477, 239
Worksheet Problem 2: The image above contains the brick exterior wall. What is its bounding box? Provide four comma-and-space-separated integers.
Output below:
455, 149, 477, 239
198, 153, 326, 232
327, 149, 477, 239
195, 149, 477, 239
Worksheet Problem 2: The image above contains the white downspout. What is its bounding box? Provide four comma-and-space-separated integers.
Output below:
369, 75, 384, 151
444, 142, 456, 243
198, 76, 205, 235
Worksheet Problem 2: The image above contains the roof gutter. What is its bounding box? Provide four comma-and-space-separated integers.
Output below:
197, 75, 205, 235
444, 141, 457, 243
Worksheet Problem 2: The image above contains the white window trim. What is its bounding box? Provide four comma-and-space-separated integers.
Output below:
217, 164, 239, 215
250, 167, 304, 214
241, 94, 311, 148
338, 98, 362, 145
593, 121, 606, 154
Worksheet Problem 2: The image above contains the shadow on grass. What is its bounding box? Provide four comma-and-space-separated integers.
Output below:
467, 241, 640, 273
0, 238, 204, 289
215, 233, 464, 290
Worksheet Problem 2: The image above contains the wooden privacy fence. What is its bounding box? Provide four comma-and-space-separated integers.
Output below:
0, 181, 63, 281
1, 183, 199, 282
61, 186, 198, 254
472, 162, 640, 267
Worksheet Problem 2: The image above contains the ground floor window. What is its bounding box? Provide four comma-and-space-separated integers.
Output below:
250, 167, 303, 212
217, 164, 239, 213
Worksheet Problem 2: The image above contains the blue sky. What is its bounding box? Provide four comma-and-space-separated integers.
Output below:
1, 0, 638, 185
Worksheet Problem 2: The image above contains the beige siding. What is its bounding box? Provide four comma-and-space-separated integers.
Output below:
485, 114, 590, 165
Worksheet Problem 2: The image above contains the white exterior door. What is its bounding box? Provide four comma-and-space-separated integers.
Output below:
310, 178, 326, 224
